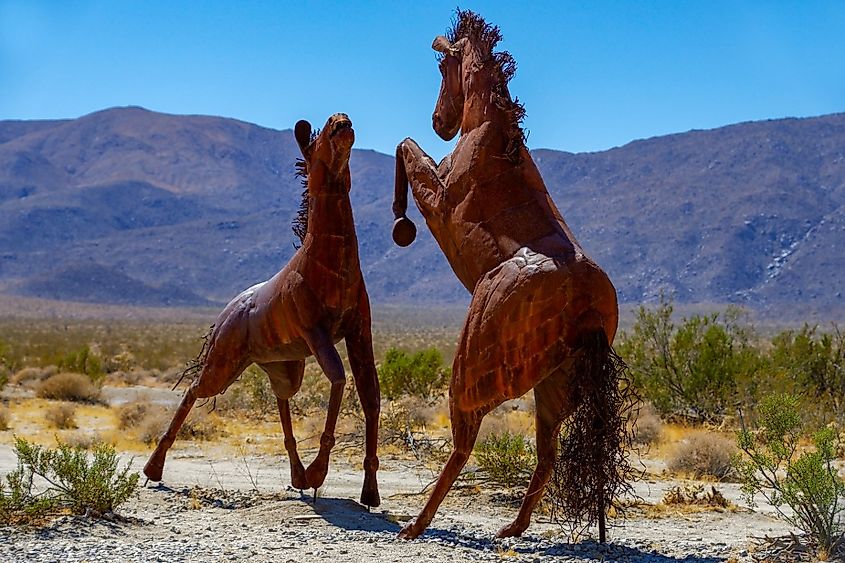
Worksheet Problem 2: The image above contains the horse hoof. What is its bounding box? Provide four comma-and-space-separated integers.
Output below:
398, 520, 423, 540
291, 473, 308, 490
360, 488, 381, 508
496, 521, 527, 538
305, 461, 329, 490
143, 458, 163, 482
392, 217, 417, 247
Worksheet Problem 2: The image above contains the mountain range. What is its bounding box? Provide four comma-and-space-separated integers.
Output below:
1, 106, 843, 320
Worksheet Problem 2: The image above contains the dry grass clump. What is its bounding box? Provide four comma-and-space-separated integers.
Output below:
36, 373, 101, 403
667, 430, 736, 480
633, 404, 663, 446
12, 366, 58, 388
45, 403, 78, 429
116, 401, 163, 430
638, 484, 735, 519
139, 412, 169, 446
215, 366, 277, 418
0, 405, 10, 431
138, 408, 225, 446
63, 431, 103, 450
662, 484, 730, 508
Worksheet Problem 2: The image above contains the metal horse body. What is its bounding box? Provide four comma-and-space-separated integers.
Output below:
392, 11, 620, 538
144, 114, 381, 508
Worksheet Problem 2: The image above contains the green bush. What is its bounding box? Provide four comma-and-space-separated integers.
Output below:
735, 394, 844, 556
0, 437, 139, 524
57, 346, 104, 383
473, 431, 536, 488
770, 324, 844, 416
377, 347, 449, 402
617, 294, 761, 422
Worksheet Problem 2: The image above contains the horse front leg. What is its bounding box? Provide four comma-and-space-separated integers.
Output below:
392, 138, 446, 247
260, 361, 308, 490
302, 328, 346, 492
345, 290, 381, 508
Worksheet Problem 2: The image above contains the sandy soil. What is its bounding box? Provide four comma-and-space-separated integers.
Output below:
0, 433, 795, 563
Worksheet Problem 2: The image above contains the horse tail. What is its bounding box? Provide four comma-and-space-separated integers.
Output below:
547, 329, 640, 542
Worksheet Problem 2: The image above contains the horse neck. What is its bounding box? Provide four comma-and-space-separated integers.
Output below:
459, 68, 514, 144
302, 167, 358, 254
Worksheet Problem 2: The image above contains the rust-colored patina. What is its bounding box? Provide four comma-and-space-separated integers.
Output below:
144, 114, 380, 508
392, 11, 627, 539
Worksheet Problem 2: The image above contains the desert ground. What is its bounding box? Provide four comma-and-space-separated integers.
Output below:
0, 380, 797, 563
0, 304, 838, 562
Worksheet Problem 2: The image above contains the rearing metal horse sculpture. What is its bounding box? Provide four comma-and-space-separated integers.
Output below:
144, 114, 381, 508
392, 11, 632, 540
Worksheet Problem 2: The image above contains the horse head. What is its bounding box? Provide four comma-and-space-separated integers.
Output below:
430, 10, 523, 144
295, 113, 354, 189
431, 35, 467, 140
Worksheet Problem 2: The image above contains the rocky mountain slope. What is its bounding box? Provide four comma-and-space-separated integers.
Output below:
1, 107, 843, 318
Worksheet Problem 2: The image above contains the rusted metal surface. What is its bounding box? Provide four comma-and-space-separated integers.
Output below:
392, 11, 622, 539
144, 114, 381, 508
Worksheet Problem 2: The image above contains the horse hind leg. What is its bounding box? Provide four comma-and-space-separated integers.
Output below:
302, 329, 347, 492
497, 369, 575, 538
399, 407, 483, 539
143, 353, 248, 482
260, 361, 307, 490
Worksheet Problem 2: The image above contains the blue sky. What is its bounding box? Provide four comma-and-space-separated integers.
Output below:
1, 1, 844, 160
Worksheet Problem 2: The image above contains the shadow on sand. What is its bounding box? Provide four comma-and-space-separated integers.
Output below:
306, 495, 725, 563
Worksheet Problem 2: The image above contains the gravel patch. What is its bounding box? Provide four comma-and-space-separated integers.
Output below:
0, 444, 791, 562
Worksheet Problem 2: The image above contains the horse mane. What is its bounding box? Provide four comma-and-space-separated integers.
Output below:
291, 127, 320, 246
446, 9, 527, 156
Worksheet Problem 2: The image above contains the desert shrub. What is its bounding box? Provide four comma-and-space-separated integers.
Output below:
12, 366, 58, 387
288, 364, 327, 415
473, 431, 536, 488
45, 403, 77, 430
289, 367, 363, 420
769, 324, 845, 418
139, 412, 169, 446
3, 437, 138, 519
0, 406, 9, 431
139, 408, 223, 445
667, 431, 735, 480
36, 372, 101, 403
179, 410, 225, 441
63, 432, 103, 450
378, 347, 449, 402
57, 345, 104, 383
735, 393, 845, 557
661, 484, 730, 509
217, 365, 276, 417
617, 294, 762, 422
633, 404, 663, 446
0, 338, 13, 391
379, 396, 440, 447
117, 401, 158, 430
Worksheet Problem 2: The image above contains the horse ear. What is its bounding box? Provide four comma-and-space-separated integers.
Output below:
432, 35, 452, 54
433, 35, 467, 57
294, 120, 313, 158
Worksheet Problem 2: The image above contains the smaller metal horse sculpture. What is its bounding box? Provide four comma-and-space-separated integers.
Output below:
392, 11, 635, 540
144, 114, 381, 508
